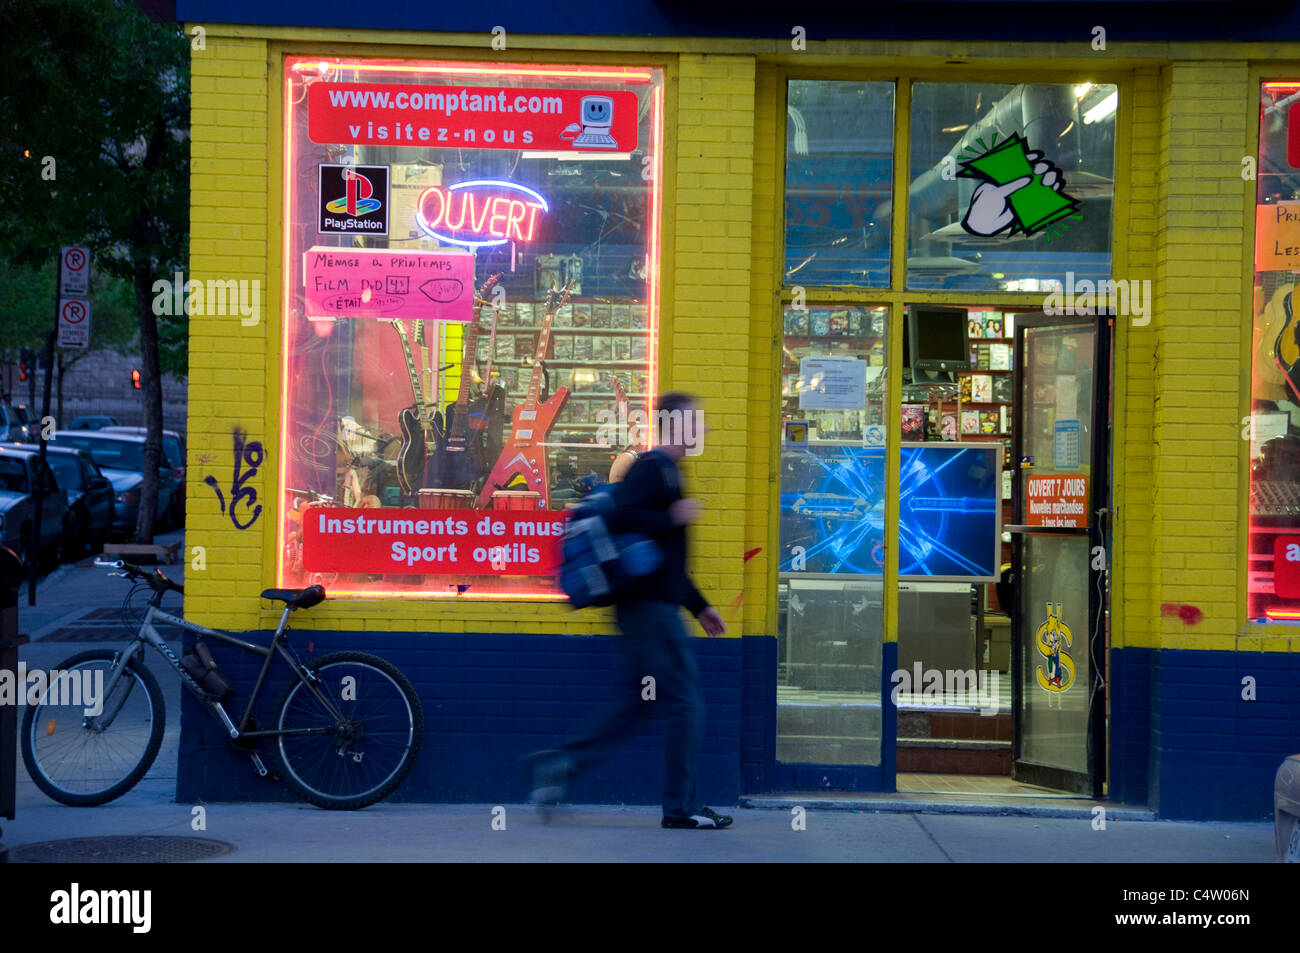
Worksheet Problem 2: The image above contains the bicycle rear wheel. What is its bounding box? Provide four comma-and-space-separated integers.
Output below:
20, 650, 166, 807
270, 651, 423, 809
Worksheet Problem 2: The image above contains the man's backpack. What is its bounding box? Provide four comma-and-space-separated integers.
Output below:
558, 483, 662, 609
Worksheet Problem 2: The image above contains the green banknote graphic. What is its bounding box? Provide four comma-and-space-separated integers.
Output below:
960, 133, 1079, 235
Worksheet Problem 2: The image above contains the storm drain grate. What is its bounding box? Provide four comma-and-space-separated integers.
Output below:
8, 835, 236, 862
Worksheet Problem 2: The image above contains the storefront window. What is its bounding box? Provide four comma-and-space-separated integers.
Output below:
907, 82, 1117, 291
776, 304, 888, 764
279, 58, 663, 597
1249, 80, 1300, 621
785, 81, 894, 287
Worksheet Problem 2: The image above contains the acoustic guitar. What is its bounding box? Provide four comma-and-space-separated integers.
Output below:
475, 283, 573, 508
1270, 285, 1300, 402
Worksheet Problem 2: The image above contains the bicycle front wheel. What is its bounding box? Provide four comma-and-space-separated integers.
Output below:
20, 650, 166, 807
270, 651, 424, 810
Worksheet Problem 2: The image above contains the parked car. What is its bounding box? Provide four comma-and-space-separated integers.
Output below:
0, 402, 33, 442
1277, 754, 1300, 862
0, 446, 70, 566
2, 444, 115, 558
50, 431, 182, 536
67, 415, 120, 431
100, 426, 186, 521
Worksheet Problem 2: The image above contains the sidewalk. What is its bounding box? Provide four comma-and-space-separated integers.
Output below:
14, 528, 187, 641
2, 778, 1276, 862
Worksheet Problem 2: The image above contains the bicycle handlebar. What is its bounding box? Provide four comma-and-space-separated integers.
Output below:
94, 559, 185, 596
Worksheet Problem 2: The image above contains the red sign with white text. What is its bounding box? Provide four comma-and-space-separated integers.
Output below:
1025, 474, 1090, 529
308, 83, 639, 152
301, 507, 565, 575
1273, 535, 1300, 597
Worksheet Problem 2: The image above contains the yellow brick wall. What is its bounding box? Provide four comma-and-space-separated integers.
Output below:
1113, 67, 1161, 651
187, 35, 271, 631
1145, 62, 1251, 652
746, 64, 779, 637
671, 53, 757, 636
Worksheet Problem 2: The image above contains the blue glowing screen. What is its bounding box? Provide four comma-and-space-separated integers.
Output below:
779, 443, 1000, 579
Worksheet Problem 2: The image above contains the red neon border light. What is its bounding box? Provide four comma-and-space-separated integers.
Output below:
279, 56, 663, 598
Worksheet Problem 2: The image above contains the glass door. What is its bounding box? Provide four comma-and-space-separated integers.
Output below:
1007, 312, 1111, 795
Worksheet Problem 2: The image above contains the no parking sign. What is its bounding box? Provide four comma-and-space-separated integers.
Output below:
57, 297, 91, 349
59, 245, 90, 296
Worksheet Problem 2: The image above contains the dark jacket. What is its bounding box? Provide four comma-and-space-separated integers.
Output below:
605, 448, 709, 615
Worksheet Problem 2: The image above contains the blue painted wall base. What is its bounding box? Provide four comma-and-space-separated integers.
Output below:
178, 630, 775, 806
1109, 646, 1300, 820
177, 633, 1297, 819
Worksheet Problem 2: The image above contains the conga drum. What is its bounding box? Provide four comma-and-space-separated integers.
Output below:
490, 490, 545, 510
418, 489, 476, 510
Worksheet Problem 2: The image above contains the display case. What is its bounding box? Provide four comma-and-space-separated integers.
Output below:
479, 299, 651, 439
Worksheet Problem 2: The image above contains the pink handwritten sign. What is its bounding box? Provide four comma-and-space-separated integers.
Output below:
303, 247, 475, 321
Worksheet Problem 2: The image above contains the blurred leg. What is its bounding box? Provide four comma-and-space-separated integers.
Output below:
652, 606, 704, 817
557, 602, 656, 771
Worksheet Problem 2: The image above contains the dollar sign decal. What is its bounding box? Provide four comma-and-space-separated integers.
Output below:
1035, 603, 1076, 707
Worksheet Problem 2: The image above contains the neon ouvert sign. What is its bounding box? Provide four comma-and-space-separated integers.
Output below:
414, 179, 549, 249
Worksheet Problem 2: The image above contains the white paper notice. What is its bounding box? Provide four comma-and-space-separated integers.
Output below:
799, 357, 867, 410
1055, 374, 1078, 421
1251, 412, 1290, 458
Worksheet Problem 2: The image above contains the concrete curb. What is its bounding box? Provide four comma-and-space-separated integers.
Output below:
740, 795, 1157, 821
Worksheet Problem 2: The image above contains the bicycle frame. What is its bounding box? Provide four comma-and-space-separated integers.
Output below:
95, 589, 347, 766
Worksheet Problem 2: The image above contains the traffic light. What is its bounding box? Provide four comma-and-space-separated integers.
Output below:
18, 347, 32, 381
131, 368, 142, 389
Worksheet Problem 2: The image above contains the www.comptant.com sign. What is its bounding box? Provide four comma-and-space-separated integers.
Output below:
307, 83, 639, 152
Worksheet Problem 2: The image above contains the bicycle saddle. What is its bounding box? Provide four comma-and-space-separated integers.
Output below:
260, 585, 327, 609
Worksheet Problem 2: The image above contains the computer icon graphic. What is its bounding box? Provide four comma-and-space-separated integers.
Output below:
568, 95, 618, 148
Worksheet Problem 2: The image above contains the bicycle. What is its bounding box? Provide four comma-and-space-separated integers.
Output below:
20, 560, 424, 810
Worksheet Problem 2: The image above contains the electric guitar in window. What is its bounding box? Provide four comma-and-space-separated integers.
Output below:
475, 282, 573, 509
1270, 285, 1300, 403
606, 374, 641, 483
391, 318, 437, 495
431, 273, 507, 490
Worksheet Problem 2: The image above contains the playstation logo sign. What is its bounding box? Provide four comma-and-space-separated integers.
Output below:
318, 164, 389, 235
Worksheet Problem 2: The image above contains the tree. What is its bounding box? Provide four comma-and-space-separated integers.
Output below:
0, 0, 189, 543
0, 256, 139, 420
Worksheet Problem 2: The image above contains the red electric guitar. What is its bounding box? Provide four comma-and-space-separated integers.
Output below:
606, 374, 641, 484
475, 283, 573, 509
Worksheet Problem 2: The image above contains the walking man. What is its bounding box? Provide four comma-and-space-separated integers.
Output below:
528, 391, 732, 828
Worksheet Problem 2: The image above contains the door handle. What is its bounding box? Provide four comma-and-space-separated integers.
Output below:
1004, 524, 1089, 536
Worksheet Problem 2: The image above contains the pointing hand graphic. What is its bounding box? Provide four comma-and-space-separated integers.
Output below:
959, 140, 1072, 238
964, 175, 1033, 236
